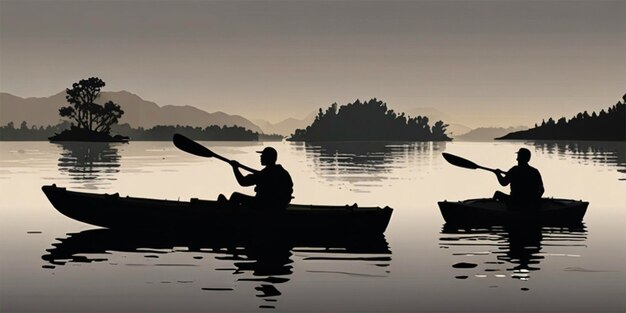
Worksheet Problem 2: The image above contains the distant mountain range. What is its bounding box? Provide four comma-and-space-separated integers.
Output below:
455, 126, 529, 141
444, 124, 472, 137
2, 91, 535, 139
0, 91, 263, 133
252, 112, 316, 136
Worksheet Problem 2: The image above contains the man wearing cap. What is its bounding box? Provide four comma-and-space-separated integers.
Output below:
493, 148, 544, 208
222, 147, 294, 210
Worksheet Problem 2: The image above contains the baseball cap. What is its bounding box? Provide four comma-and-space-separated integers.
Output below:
256, 147, 277, 157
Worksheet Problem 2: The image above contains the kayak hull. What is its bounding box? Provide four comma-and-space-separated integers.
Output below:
42, 185, 393, 233
438, 198, 588, 226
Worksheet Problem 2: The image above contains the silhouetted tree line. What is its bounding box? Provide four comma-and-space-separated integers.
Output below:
288, 98, 451, 141
0, 121, 71, 141
1, 122, 282, 141
111, 124, 260, 141
498, 94, 626, 141
258, 133, 285, 141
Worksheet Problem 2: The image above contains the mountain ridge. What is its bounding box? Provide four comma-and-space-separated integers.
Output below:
0, 91, 263, 133
252, 112, 317, 136
455, 126, 529, 141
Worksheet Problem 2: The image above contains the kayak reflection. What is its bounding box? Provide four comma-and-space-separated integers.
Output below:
42, 229, 391, 309
439, 223, 587, 282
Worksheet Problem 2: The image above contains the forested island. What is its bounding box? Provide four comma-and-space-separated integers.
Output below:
288, 98, 451, 141
0, 122, 282, 141
497, 94, 625, 141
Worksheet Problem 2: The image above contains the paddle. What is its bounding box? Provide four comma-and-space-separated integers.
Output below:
442, 152, 505, 174
173, 133, 258, 173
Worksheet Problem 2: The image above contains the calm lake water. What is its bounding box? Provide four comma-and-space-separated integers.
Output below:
1, 140, 624, 312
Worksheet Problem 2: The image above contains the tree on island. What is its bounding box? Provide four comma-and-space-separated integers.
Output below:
50, 77, 128, 142
497, 93, 626, 141
288, 98, 451, 141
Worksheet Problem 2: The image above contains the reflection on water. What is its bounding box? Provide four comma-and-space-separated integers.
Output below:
42, 229, 391, 310
440, 223, 587, 284
295, 141, 446, 190
2, 140, 625, 312
55, 142, 122, 189
531, 141, 626, 180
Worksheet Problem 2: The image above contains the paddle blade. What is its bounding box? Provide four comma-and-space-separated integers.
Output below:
442, 153, 479, 170
173, 134, 215, 158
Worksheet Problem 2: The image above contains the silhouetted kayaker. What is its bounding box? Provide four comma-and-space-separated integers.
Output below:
220, 147, 293, 210
493, 148, 544, 207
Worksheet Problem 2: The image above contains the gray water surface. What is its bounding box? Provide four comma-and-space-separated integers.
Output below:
1, 140, 624, 312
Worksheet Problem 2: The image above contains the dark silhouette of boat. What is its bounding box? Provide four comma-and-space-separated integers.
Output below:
438, 198, 588, 225
42, 185, 393, 233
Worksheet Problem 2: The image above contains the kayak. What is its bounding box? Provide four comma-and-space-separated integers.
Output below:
438, 198, 588, 225
42, 185, 393, 233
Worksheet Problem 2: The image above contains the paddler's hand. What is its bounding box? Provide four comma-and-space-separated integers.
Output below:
229, 160, 241, 168
494, 168, 509, 186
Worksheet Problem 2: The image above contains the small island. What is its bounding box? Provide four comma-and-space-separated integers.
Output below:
288, 98, 452, 142
49, 77, 129, 142
497, 94, 625, 141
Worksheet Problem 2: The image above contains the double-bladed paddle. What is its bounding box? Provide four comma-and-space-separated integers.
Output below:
442, 152, 505, 174
173, 133, 258, 173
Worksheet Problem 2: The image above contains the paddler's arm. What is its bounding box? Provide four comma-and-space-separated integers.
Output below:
536, 171, 545, 198
494, 169, 509, 186
230, 161, 256, 187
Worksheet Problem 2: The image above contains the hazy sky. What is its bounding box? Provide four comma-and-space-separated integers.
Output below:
1, 0, 624, 127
